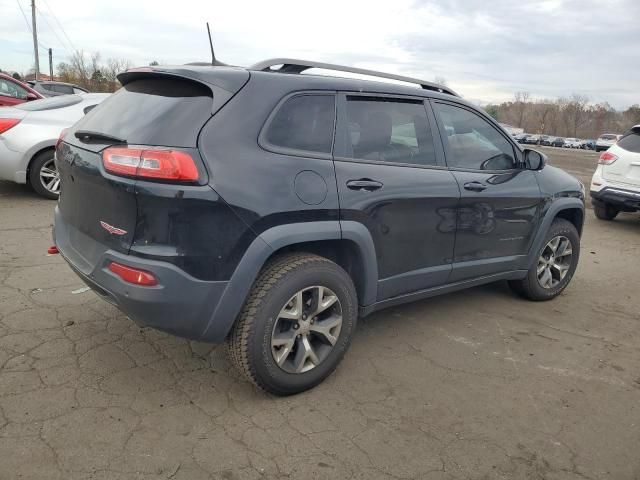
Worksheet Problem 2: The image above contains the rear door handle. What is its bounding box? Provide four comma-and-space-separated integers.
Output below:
463, 181, 487, 192
346, 179, 383, 191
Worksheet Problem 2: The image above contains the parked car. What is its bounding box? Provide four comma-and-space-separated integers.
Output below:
595, 133, 622, 152
590, 125, 640, 220
525, 134, 541, 145
0, 72, 43, 107
52, 59, 584, 395
514, 133, 530, 144
540, 136, 554, 146
564, 138, 581, 148
580, 139, 595, 150
551, 137, 565, 147
26, 80, 89, 97
0, 93, 109, 198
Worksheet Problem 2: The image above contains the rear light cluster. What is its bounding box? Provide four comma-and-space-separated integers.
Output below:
55, 129, 67, 149
108, 262, 158, 286
598, 151, 618, 165
102, 147, 199, 182
0, 118, 20, 134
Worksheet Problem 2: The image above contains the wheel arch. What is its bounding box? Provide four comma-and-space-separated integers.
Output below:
26, 144, 56, 177
200, 220, 378, 342
526, 198, 584, 270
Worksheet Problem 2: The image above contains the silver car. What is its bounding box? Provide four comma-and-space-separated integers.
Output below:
0, 93, 109, 198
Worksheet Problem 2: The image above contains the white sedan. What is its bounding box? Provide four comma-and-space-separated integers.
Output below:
0, 93, 109, 198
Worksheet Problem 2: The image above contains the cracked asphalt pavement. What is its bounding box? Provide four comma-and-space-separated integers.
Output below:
1, 148, 639, 479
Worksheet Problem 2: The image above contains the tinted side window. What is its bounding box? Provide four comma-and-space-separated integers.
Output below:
343, 97, 436, 166
434, 103, 516, 170
617, 131, 640, 153
0, 79, 27, 99
265, 95, 335, 154
53, 84, 73, 94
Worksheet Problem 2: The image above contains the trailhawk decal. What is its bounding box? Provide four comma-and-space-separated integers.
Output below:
99, 221, 128, 236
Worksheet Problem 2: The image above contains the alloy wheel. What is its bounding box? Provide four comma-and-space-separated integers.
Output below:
537, 235, 573, 289
39, 158, 60, 195
271, 285, 343, 374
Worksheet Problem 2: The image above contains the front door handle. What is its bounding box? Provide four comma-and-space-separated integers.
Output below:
463, 181, 487, 192
346, 179, 383, 191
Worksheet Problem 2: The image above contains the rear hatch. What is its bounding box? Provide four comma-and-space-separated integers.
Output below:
56, 70, 246, 267
602, 128, 640, 188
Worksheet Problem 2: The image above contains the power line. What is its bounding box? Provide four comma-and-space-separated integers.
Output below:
15, 0, 49, 52
40, 0, 77, 52
34, 4, 72, 53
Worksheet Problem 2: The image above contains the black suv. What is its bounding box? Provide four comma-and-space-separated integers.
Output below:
53, 59, 585, 395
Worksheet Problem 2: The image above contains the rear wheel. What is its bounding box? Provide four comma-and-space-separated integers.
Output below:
594, 203, 619, 221
227, 253, 357, 395
28, 150, 59, 199
509, 219, 579, 301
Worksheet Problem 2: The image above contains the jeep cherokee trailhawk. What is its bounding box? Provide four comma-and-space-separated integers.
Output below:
53, 59, 584, 394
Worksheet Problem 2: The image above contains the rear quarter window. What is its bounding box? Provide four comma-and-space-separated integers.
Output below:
72, 77, 213, 147
617, 132, 640, 153
262, 94, 336, 156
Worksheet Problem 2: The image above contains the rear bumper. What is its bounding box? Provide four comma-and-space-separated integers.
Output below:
53, 206, 230, 342
591, 187, 640, 211
0, 139, 26, 184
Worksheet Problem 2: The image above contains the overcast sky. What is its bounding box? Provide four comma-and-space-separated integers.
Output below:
1, 0, 638, 109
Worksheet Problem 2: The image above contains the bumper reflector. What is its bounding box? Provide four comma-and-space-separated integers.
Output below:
47, 245, 59, 254
108, 262, 158, 286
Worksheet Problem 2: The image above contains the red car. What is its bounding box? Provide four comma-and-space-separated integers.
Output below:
0, 73, 43, 107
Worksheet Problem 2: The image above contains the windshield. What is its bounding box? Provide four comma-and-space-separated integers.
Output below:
16, 94, 82, 111
599, 134, 617, 140
72, 77, 213, 147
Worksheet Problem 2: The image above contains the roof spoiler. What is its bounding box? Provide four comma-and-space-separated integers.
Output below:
250, 58, 458, 97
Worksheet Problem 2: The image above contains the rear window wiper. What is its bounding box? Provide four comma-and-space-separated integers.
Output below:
74, 130, 127, 145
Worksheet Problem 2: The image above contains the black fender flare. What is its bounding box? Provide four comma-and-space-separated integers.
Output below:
525, 197, 584, 270
200, 220, 378, 342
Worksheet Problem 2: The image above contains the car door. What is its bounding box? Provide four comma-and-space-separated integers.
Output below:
333, 93, 460, 301
431, 100, 544, 282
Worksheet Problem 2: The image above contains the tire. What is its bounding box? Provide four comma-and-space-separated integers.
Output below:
594, 203, 619, 221
28, 149, 59, 199
508, 219, 580, 301
227, 253, 358, 396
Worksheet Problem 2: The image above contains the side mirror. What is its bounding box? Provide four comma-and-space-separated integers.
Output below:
524, 148, 547, 170
26, 92, 39, 101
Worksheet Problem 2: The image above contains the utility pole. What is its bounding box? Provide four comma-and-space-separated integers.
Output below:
48, 48, 53, 79
31, 0, 40, 80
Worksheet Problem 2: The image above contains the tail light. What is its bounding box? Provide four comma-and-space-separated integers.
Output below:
108, 262, 158, 286
598, 151, 618, 165
102, 147, 199, 182
0, 118, 21, 134
55, 129, 67, 150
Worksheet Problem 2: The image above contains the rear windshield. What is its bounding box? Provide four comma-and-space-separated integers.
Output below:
73, 77, 212, 147
599, 134, 617, 140
617, 132, 640, 153
16, 94, 82, 111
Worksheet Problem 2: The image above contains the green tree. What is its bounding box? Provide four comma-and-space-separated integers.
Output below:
12, 72, 22, 80
485, 104, 499, 120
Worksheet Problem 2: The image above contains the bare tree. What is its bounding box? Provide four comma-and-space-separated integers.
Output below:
514, 91, 530, 128
564, 94, 589, 137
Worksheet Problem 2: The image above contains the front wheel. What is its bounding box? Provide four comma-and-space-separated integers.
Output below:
509, 219, 580, 301
227, 253, 357, 395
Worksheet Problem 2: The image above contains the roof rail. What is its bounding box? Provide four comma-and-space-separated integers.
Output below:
249, 58, 458, 97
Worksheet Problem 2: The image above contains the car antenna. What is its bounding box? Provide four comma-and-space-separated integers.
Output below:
206, 22, 216, 66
